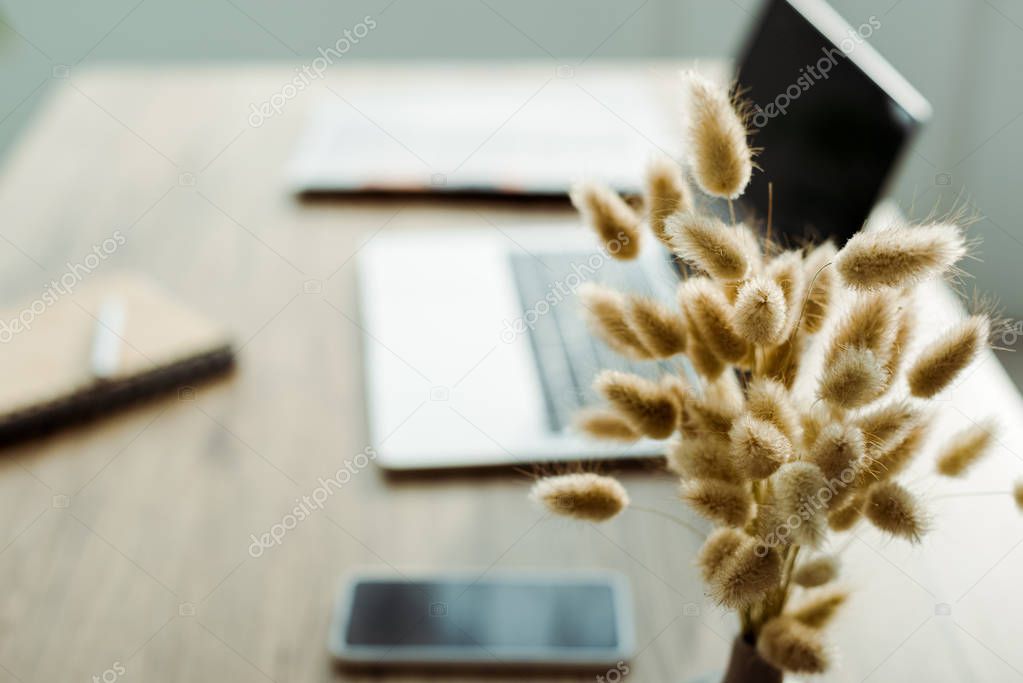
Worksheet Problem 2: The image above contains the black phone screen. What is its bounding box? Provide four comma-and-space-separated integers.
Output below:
344, 578, 619, 649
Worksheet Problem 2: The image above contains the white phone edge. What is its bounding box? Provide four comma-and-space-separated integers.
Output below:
327, 568, 637, 669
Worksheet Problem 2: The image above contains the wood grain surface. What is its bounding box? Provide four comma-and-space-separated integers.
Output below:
0, 63, 1022, 683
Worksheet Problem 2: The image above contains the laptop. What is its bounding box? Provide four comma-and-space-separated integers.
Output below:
358, 0, 930, 470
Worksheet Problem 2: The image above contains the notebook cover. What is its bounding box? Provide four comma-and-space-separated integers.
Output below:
0, 272, 235, 444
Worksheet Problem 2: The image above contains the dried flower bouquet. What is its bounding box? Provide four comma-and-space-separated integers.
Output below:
530, 71, 1023, 677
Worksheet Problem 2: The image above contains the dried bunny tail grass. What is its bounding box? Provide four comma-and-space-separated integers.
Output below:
757, 616, 829, 674
645, 155, 692, 247
626, 295, 687, 357
681, 279, 749, 362
864, 480, 927, 542
884, 300, 916, 380
767, 250, 805, 336
733, 277, 787, 345
712, 539, 782, 608
686, 71, 753, 200
697, 527, 746, 582
861, 419, 930, 485
828, 495, 864, 531
793, 555, 839, 588
826, 290, 900, 366
681, 479, 753, 526
746, 378, 800, 443
569, 181, 641, 259
936, 419, 997, 477
761, 332, 804, 389
668, 212, 750, 280
660, 373, 690, 413
688, 375, 745, 438
683, 310, 727, 379
594, 370, 679, 439
729, 414, 792, 479
818, 347, 889, 409
574, 409, 640, 442
578, 283, 651, 359
531, 473, 629, 522
800, 403, 831, 451
908, 314, 990, 398
857, 400, 920, 453
809, 422, 866, 483
666, 436, 741, 482
836, 222, 967, 289
789, 588, 848, 629
774, 462, 829, 548
801, 241, 837, 334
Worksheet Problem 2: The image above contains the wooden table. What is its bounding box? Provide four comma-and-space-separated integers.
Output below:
1, 63, 1022, 683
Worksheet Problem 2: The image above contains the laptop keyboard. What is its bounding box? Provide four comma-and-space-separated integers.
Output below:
509, 251, 679, 433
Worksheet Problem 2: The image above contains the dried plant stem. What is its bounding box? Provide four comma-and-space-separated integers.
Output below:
630, 504, 705, 540
728, 199, 736, 224
766, 182, 774, 244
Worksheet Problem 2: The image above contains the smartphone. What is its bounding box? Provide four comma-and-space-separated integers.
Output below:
328, 570, 635, 670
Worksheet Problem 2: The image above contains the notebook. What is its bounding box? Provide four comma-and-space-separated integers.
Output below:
0, 272, 234, 445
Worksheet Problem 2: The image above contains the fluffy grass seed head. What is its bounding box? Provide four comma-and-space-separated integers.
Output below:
828, 495, 864, 531
767, 250, 806, 336
688, 375, 745, 439
809, 422, 866, 483
857, 400, 920, 454
864, 480, 927, 542
681, 279, 749, 363
697, 527, 746, 582
757, 616, 830, 674
826, 290, 900, 366
818, 347, 889, 409
789, 588, 848, 630
594, 370, 679, 440
1015, 480, 1023, 511
733, 277, 787, 345
908, 314, 990, 398
681, 479, 753, 526
746, 378, 800, 443
712, 539, 782, 608
668, 212, 750, 281
574, 409, 640, 442
729, 414, 792, 479
800, 402, 830, 451
775, 462, 829, 547
666, 436, 741, 482
936, 419, 997, 477
578, 283, 651, 359
801, 241, 837, 334
884, 298, 916, 381
859, 419, 930, 487
685, 71, 753, 200
761, 332, 804, 389
532, 473, 629, 522
793, 554, 839, 588
682, 309, 727, 380
626, 294, 687, 358
836, 223, 967, 290
645, 155, 691, 247
569, 181, 641, 259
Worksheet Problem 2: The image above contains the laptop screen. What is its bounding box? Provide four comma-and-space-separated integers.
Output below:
734, 0, 928, 245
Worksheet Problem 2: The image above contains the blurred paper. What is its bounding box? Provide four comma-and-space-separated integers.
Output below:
287, 73, 682, 196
